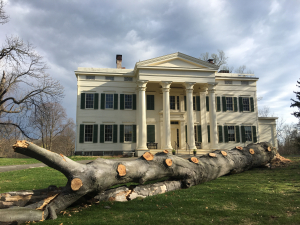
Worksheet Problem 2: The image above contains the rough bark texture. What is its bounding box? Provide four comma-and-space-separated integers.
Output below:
0, 141, 277, 224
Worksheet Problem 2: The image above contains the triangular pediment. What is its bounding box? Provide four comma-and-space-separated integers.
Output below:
135, 52, 219, 70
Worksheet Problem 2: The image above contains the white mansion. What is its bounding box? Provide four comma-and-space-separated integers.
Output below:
75, 52, 277, 156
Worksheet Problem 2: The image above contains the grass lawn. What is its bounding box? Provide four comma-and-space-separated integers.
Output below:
1, 157, 300, 224
0, 155, 122, 166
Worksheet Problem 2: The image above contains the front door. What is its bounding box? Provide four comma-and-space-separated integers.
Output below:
171, 122, 180, 150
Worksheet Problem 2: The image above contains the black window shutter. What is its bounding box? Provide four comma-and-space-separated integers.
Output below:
113, 124, 118, 143
185, 125, 187, 142
197, 125, 202, 143
207, 125, 210, 143
217, 96, 221, 112
224, 126, 228, 143
252, 126, 257, 143
184, 96, 187, 111
101, 93, 105, 109
239, 97, 243, 112
206, 96, 209, 111
235, 126, 240, 143
114, 94, 118, 110
196, 96, 200, 111
119, 125, 124, 143
93, 124, 98, 143
250, 97, 254, 112
147, 95, 155, 110
100, 124, 104, 143
120, 94, 124, 110
133, 94, 136, 110
218, 125, 223, 143
234, 97, 238, 112
147, 125, 155, 143
132, 125, 136, 143
94, 93, 99, 109
241, 126, 246, 143
222, 96, 226, 112
81, 93, 85, 109
79, 124, 84, 143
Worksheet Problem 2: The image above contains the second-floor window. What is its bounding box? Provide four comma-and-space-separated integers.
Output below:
86, 94, 94, 109
226, 97, 233, 111
125, 94, 133, 109
242, 97, 250, 111
106, 94, 114, 109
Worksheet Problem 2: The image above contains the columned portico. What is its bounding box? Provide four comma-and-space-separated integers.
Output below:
161, 81, 173, 150
184, 82, 197, 150
208, 82, 218, 149
136, 80, 148, 153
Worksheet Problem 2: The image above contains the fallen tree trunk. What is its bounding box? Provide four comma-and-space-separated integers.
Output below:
0, 141, 276, 224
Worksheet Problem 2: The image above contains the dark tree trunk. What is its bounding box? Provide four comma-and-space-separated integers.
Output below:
0, 141, 276, 223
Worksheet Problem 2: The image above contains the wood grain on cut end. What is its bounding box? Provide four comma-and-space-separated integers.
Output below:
190, 157, 199, 163
249, 149, 255, 154
12, 140, 29, 150
221, 151, 227, 156
236, 146, 243, 150
209, 153, 216, 157
267, 146, 272, 152
143, 152, 154, 161
165, 158, 172, 166
117, 164, 126, 176
71, 178, 83, 191
163, 150, 169, 153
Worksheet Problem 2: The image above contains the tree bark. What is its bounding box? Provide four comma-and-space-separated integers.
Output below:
0, 141, 276, 224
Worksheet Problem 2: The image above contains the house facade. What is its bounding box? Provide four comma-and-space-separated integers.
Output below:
75, 52, 277, 156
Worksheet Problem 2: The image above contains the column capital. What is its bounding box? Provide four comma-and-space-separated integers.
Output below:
184, 82, 196, 90
207, 82, 218, 92
137, 80, 148, 91
199, 87, 207, 92
160, 81, 172, 92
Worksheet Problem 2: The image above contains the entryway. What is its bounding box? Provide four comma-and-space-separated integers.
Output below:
171, 121, 180, 150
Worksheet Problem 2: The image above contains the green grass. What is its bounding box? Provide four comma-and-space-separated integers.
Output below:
1, 157, 300, 224
0, 155, 122, 166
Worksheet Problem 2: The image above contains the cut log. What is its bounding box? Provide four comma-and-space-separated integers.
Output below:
221, 151, 227, 156
249, 149, 255, 155
190, 157, 199, 163
165, 158, 172, 166
117, 164, 126, 176
0, 141, 277, 223
163, 150, 169, 153
236, 146, 243, 150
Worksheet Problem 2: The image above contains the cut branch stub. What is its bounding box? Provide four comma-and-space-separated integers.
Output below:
221, 151, 227, 156
249, 149, 255, 155
143, 152, 154, 161
71, 178, 83, 191
117, 164, 126, 176
59, 153, 66, 162
12, 140, 29, 150
165, 158, 172, 167
267, 146, 272, 152
209, 153, 216, 157
190, 157, 199, 164
236, 146, 243, 150
163, 150, 169, 154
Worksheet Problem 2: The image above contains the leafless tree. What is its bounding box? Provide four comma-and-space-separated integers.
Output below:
258, 106, 274, 117
200, 50, 228, 66
0, 0, 9, 24
234, 65, 254, 74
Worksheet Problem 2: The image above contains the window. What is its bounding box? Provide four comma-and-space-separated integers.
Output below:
84, 125, 93, 142
105, 94, 113, 109
177, 96, 179, 110
124, 77, 133, 81
86, 75, 95, 80
245, 126, 252, 141
193, 96, 195, 110
241, 81, 249, 85
147, 95, 154, 110
86, 94, 94, 109
225, 80, 232, 84
105, 76, 114, 81
125, 94, 132, 109
170, 96, 176, 110
194, 126, 197, 142
228, 126, 235, 141
124, 125, 133, 142
242, 97, 250, 111
226, 97, 233, 111
105, 125, 113, 142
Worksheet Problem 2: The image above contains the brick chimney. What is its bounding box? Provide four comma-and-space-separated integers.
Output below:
116, 54, 122, 69
208, 59, 214, 64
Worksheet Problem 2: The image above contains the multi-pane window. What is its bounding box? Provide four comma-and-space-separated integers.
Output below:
125, 94, 132, 109
170, 96, 176, 110
124, 77, 133, 81
124, 125, 133, 142
105, 125, 113, 142
177, 96, 179, 110
105, 76, 114, 81
225, 80, 232, 84
228, 126, 235, 141
86, 75, 95, 80
226, 97, 233, 111
242, 98, 250, 111
86, 94, 94, 109
241, 81, 249, 85
245, 126, 252, 141
106, 94, 113, 109
85, 125, 93, 142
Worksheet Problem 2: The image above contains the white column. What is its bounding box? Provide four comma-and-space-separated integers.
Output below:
199, 88, 208, 149
161, 81, 173, 150
184, 82, 197, 150
208, 82, 218, 149
136, 80, 148, 151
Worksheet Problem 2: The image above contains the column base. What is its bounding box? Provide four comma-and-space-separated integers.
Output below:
189, 145, 197, 150
135, 149, 148, 157
163, 145, 173, 150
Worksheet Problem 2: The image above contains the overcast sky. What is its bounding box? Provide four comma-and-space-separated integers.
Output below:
1, 0, 299, 125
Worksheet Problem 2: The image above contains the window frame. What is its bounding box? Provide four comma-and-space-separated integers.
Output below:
104, 125, 113, 143
226, 97, 234, 111
105, 76, 114, 81
227, 126, 235, 142
170, 95, 180, 110
85, 93, 94, 109
245, 126, 252, 142
84, 125, 93, 143
124, 94, 133, 110
105, 94, 114, 109
124, 125, 133, 142
86, 75, 95, 80
242, 97, 250, 112
124, 77, 133, 81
